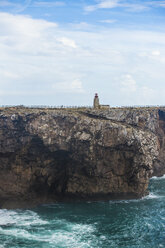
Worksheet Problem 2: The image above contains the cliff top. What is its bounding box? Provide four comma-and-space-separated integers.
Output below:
0, 105, 165, 113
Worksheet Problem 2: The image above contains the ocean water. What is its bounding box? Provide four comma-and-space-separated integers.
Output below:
0, 176, 165, 248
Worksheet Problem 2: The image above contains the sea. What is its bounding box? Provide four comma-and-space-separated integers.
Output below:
0, 176, 164, 248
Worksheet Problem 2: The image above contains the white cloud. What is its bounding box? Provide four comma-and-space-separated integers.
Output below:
57, 37, 77, 49
141, 86, 155, 99
0, 0, 34, 13
119, 74, 156, 105
120, 74, 137, 93
151, 50, 160, 56
0, 12, 165, 106
118, 76, 157, 106
138, 49, 165, 63
52, 79, 84, 93
33, 1, 65, 7
70, 22, 93, 30
98, 0, 119, 8
0, 70, 20, 79
100, 19, 117, 23
85, 0, 150, 12
0, 1, 13, 7
148, 1, 165, 8
71, 79, 84, 92
85, 0, 119, 11
11, 0, 32, 13
0, 12, 57, 38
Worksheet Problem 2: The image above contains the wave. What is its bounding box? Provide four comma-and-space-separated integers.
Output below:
142, 192, 160, 200
151, 174, 165, 180
0, 209, 48, 227
108, 191, 162, 205
0, 216, 96, 248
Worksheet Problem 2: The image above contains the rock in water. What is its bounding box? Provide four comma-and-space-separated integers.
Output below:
0, 107, 164, 208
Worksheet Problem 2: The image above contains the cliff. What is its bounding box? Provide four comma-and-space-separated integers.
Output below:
0, 107, 164, 208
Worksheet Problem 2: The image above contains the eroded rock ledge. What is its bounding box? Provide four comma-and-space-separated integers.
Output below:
0, 107, 164, 208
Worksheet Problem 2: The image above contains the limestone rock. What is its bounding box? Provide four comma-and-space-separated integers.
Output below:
0, 107, 164, 208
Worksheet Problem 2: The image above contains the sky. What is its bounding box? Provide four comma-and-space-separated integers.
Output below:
0, 0, 165, 106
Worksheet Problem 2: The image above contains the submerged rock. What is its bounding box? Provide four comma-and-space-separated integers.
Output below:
0, 107, 164, 208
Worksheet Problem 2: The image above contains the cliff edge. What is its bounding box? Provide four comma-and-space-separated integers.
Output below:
0, 107, 164, 208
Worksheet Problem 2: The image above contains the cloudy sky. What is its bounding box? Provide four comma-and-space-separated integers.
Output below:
0, 0, 165, 106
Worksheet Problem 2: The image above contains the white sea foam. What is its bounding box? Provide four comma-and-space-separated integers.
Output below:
109, 199, 137, 204
108, 191, 161, 204
48, 222, 96, 248
0, 223, 96, 247
0, 209, 48, 227
0, 210, 97, 247
142, 192, 159, 200
151, 174, 165, 180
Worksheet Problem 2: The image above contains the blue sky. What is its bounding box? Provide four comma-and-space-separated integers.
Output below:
0, 0, 165, 106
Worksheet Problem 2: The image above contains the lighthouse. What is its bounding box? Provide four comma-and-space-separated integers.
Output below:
93, 93, 100, 109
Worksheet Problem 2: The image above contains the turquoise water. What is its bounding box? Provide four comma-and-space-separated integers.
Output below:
0, 176, 165, 248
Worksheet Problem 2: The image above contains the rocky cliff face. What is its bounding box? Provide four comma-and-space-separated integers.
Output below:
0, 107, 164, 208
83, 108, 165, 176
